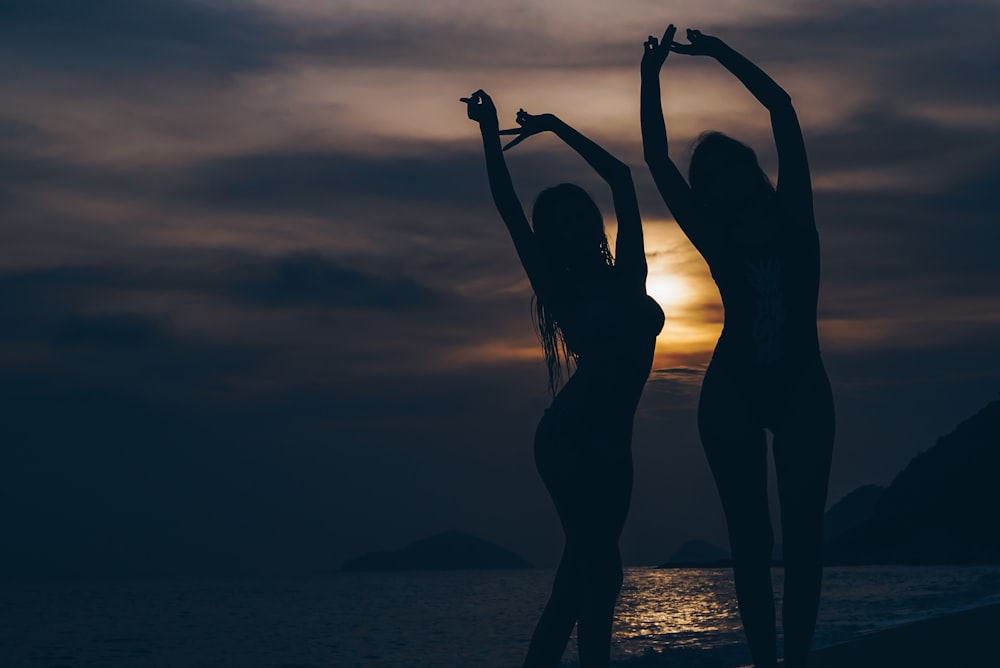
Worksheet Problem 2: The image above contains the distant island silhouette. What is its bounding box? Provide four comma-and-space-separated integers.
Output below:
341, 530, 533, 572
659, 539, 733, 568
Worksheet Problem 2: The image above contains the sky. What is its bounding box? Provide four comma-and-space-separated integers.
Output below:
1, 0, 999, 577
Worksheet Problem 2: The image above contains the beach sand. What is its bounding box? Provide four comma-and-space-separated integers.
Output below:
801, 602, 1000, 667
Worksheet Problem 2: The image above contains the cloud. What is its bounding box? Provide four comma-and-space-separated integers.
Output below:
49, 312, 170, 348
222, 253, 441, 308
1, 0, 998, 574
0, 251, 535, 390
177, 146, 493, 214
0, 0, 287, 79
0, 147, 163, 207
653, 366, 705, 376
646, 366, 706, 402
808, 106, 996, 191
0, 254, 446, 316
0, 118, 49, 151
0, 248, 557, 577
722, 1, 1000, 106
0, 282, 267, 398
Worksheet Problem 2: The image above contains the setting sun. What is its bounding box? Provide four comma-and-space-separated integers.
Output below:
635, 221, 722, 358
646, 271, 693, 313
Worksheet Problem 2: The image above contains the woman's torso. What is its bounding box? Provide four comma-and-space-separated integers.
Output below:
706, 206, 822, 378
548, 275, 664, 422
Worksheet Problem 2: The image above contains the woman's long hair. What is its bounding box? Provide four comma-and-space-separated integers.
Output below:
688, 131, 775, 210
530, 184, 614, 394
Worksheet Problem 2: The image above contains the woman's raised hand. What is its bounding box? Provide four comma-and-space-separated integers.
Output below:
670, 29, 726, 57
641, 24, 677, 75
460, 89, 499, 131
498, 109, 558, 152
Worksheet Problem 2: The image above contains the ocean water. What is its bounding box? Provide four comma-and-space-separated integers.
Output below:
2, 566, 1000, 667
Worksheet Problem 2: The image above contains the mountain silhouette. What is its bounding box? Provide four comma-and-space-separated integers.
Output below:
661, 401, 998, 567
826, 399, 1000, 565
823, 484, 885, 543
341, 530, 534, 571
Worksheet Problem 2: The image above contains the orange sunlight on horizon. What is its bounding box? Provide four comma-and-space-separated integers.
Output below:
637, 221, 721, 366
444, 221, 721, 372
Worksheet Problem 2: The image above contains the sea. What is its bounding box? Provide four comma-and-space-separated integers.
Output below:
3, 565, 1000, 667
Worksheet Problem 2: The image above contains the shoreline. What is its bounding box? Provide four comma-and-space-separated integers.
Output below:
799, 601, 1000, 667
607, 600, 1000, 667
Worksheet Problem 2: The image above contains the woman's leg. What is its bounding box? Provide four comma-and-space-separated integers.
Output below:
699, 362, 778, 668
524, 412, 583, 668
772, 363, 835, 668
525, 533, 624, 668
574, 441, 631, 668
524, 412, 632, 668
523, 544, 583, 667
575, 539, 624, 667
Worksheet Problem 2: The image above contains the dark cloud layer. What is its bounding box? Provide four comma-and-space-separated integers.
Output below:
0, 254, 446, 324
179, 147, 494, 213
0, 0, 998, 575
726, 2, 1000, 106
0, 0, 286, 79
0, 252, 539, 576
224, 254, 440, 308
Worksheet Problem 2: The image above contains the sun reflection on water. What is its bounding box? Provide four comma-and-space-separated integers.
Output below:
614, 568, 743, 650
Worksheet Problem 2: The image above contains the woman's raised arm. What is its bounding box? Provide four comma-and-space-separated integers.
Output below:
462, 90, 553, 299
673, 30, 814, 224
640, 24, 716, 257
502, 110, 648, 291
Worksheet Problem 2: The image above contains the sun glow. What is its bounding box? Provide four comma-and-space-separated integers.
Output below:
646, 266, 718, 357
636, 221, 723, 360
646, 272, 694, 313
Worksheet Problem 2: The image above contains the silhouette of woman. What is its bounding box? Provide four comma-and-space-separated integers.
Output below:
461, 90, 664, 668
639, 26, 835, 668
